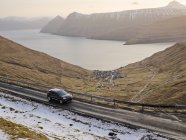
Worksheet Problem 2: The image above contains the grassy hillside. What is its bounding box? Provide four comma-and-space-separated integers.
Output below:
125, 16, 186, 44
137, 42, 186, 104
112, 42, 186, 104
0, 36, 186, 104
0, 118, 48, 140
0, 36, 91, 91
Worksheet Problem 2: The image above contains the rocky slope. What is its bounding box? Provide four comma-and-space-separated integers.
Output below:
40, 16, 65, 34
41, 1, 186, 42
0, 36, 91, 90
125, 15, 186, 44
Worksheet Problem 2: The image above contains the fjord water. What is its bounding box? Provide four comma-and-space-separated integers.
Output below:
0, 29, 174, 70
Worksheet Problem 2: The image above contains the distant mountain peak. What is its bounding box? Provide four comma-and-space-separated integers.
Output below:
167, 1, 186, 8
53, 15, 63, 20
40, 15, 64, 33
55, 15, 62, 18
68, 12, 85, 18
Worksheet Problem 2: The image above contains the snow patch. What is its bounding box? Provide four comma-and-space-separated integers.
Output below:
0, 92, 168, 140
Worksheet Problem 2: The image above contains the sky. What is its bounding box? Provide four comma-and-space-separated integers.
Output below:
0, 0, 186, 18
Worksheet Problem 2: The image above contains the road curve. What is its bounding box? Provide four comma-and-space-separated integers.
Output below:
0, 81, 185, 140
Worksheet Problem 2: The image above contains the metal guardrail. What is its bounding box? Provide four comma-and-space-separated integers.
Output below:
0, 75, 186, 112
0, 76, 115, 106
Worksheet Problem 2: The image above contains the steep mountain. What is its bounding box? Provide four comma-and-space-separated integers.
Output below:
43, 1, 186, 41
0, 17, 51, 31
167, 0, 186, 9
90, 1, 186, 41
40, 16, 65, 34
125, 15, 186, 44
0, 36, 90, 90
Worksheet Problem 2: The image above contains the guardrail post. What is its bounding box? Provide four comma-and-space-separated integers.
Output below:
175, 105, 177, 113
17, 80, 19, 86
1, 75, 186, 113
141, 105, 144, 113
113, 99, 116, 108
27, 83, 30, 88
5, 77, 8, 83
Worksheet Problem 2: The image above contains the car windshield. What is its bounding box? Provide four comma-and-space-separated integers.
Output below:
57, 90, 68, 96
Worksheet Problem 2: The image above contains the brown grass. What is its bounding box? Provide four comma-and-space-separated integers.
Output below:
0, 36, 186, 105
0, 118, 48, 140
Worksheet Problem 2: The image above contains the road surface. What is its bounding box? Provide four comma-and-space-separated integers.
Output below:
0, 81, 185, 140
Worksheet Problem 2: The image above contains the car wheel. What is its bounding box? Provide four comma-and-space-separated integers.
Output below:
60, 100, 63, 104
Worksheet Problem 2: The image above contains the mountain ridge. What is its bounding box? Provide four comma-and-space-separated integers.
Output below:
0, 17, 51, 31
41, 1, 186, 44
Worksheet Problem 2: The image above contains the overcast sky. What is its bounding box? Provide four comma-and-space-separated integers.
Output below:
0, 0, 186, 18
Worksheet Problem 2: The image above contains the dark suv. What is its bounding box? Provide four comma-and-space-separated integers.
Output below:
47, 88, 73, 104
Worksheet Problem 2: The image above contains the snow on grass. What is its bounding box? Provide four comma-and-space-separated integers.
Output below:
0, 92, 168, 140
0, 130, 10, 140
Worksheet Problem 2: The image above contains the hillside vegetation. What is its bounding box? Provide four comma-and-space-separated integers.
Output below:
116, 42, 186, 104
0, 118, 48, 140
0, 36, 91, 91
87, 42, 186, 104
0, 36, 186, 104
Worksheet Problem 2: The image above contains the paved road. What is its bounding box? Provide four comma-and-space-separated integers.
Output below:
0, 81, 186, 140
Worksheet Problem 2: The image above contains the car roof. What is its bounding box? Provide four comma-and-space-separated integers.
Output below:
49, 88, 64, 92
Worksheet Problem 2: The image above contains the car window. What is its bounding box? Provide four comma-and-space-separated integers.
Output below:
57, 90, 68, 96
49, 91, 57, 95
48, 91, 52, 95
